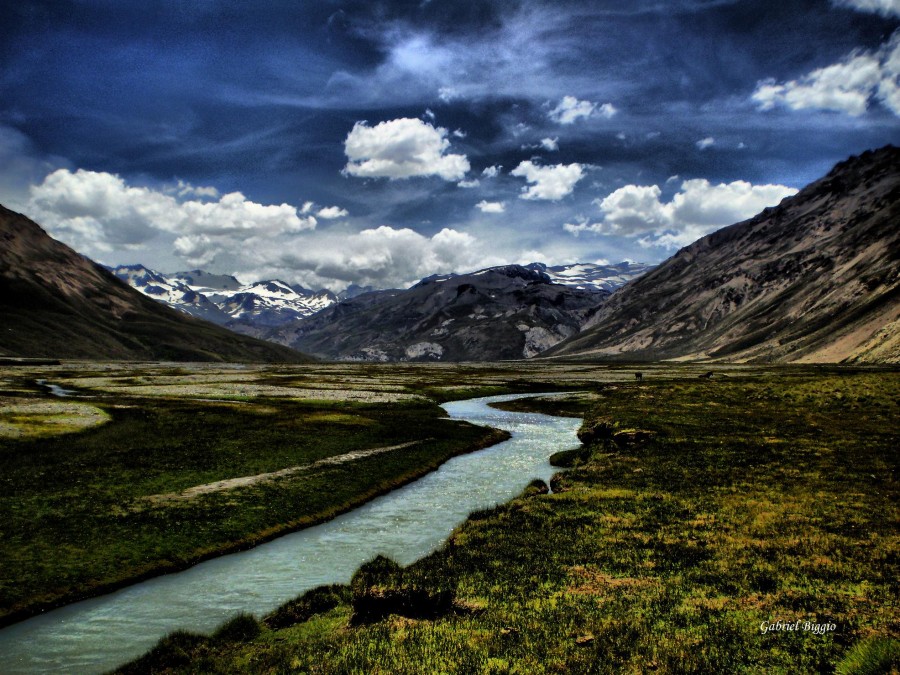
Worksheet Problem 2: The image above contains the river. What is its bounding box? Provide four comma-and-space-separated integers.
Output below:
0, 393, 581, 674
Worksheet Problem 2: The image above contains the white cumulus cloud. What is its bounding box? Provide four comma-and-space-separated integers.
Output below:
316, 205, 349, 219
696, 137, 716, 150
566, 178, 798, 248
482, 165, 502, 178
27, 168, 316, 265
511, 161, 584, 200
541, 137, 559, 151
832, 0, 900, 17
273, 226, 505, 290
753, 31, 900, 116
476, 200, 506, 213
343, 117, 470, 180
548, 96, 616, 124
597, 103, 618, 119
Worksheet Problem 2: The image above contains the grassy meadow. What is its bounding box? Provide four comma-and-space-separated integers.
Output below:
0, 361, 553, 625
108, 366, 899, 674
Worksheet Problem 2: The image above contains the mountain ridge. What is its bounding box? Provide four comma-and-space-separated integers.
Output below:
544, 145, 900, 363
111, 265, 338, 330
0, 205, 312, 362
268, 264, 622, 361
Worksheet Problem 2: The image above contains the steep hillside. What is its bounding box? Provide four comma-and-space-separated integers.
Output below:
546, 146, 900, 363
270, 265, 608, 361
0, 205, 312, 362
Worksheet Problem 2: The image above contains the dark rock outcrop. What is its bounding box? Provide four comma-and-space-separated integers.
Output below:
270, 265, 609, 361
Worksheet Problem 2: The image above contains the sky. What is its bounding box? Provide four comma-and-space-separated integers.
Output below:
1, 0, 898, 292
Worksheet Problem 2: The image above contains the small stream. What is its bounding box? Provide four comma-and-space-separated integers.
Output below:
35, 380, 79, 397
0, 393, 581, 674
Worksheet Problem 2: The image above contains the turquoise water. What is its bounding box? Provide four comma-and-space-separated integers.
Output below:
0, 393, 581, 674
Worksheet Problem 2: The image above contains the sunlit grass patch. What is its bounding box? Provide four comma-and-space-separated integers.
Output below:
0, 398, 110, 438
150, 367, 897, 674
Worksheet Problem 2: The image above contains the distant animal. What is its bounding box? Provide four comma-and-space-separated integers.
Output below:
635, 372, 643, 382
699, 371, 714, 379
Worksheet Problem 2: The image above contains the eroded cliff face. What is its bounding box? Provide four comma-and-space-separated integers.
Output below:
546, 146, 900, 363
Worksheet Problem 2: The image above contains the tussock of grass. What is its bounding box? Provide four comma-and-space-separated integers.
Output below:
835, 637, 900, 675
117, 630, 210, 674
212, 613, 262, 643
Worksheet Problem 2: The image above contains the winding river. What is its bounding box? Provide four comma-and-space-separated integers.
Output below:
0, 393, 581, 674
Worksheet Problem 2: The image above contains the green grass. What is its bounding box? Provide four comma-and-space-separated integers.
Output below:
0, 379, 508, 624
120, 367, 899, 674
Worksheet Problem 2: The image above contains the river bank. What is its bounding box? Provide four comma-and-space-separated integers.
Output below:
0, 393, 582, 673
3, 361, 567, 628
116, 367, 898, 674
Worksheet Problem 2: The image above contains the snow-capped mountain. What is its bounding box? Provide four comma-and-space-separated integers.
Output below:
111, 260, 650, 351
220, 280, 337, 327
525, 262, 655, 292
170, 269, 242, 300
111, 266, 337, 329
111, 265, 229, 323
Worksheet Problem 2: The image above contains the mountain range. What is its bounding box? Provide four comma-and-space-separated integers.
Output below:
110, 265, 337, 329
111, 261, 653, 360
265, 264, 649, 361
545, 145, 900, 363
0, 206, 311, 362
2, 146, 897, 364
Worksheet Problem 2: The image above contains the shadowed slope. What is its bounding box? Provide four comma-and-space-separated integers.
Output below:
0, 205, 311, 362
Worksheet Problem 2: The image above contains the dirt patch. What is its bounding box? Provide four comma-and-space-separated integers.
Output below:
566, 564, 657, 594
95, 383, 424, 402
143, 439, 430, 505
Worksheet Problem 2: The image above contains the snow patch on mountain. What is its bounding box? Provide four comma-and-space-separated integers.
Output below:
405, 342, 444, 360
112, 266, 337, 328
525, 261, 654, 292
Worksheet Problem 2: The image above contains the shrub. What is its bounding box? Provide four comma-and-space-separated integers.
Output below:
211, 612, 262, 644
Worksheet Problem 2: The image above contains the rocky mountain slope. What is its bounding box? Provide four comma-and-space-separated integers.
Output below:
111, 264, 231, 324
269, 265, 612, 361
0, 205, 311, 362
545, 145, 900, 363
112, 265, 336, 330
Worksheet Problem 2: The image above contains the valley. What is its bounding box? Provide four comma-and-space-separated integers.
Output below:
3, 1, 899, 670
1, 361, 896, 673
119, 365, 898, 674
